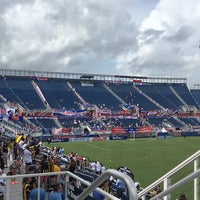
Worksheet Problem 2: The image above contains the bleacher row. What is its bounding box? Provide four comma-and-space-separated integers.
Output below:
0, 76, 200, 135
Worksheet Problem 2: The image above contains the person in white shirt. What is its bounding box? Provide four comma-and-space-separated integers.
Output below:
95, 161, 101, 174
23, 146, 32, 173
101, 165, 106, 174
90, 161, 96, 171
18, 140, 24, 149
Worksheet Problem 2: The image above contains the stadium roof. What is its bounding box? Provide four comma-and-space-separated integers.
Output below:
0, 68, 187, 84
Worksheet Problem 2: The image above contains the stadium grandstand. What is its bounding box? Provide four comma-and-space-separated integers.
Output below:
1, 68, 200, 199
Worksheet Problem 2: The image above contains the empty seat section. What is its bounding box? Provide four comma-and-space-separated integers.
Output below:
179, 118, 200, 126
36, 119, 57, 128
37, 79, 80, 110
0, 77, 21, 103
172, 84, 198, 108
153, 84, 182, 109
148, 117, 165, 126
190, 90, 200, 109
4, 77, 45, 109
190, 118, 200, 126
70, 81, 121, 110
167, 117, 184, 128
137, 85, 175, 109
109, 83, 159, 111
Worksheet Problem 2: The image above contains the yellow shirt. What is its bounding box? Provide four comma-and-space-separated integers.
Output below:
53, 164, 61, 172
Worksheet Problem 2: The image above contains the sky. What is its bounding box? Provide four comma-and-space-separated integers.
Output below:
0, 0, 200, 87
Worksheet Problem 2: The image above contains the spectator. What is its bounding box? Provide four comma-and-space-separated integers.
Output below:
40, 154, 49, 185
96, 161, 101, 174
2, 142, 8, 167
7, 163, 18, 184
57, 165, 66, 186
93, 180, 108, 200
30, 181, 46, 200
67, 158, 76, 173
23, 145, 32, 173
0, 168, 6, 200
11, 156, 23, 174
13, 143, 20, 160
22, 177, 32, 200
40, 155, 49, 173
48, 183, 63, 200
0, 148, 4, 173
178, 193, 187, 200
47, 175, 58, 194
53, 158, 61, 172
116, 178, 128, 199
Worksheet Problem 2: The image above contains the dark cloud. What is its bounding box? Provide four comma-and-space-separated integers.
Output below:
166, 26, 193, 43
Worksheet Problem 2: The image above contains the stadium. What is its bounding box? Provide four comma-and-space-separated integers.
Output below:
1, 68, 200, 200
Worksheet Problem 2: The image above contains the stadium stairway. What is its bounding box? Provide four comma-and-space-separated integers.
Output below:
133, 85, 165, 110
32, 80, 51, 109
169, 86, 187, 108
103, 83, 127, 105
67, 81, 87, 106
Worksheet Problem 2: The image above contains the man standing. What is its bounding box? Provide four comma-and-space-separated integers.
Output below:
48, 183, 63, 200
23, 146, 32, 173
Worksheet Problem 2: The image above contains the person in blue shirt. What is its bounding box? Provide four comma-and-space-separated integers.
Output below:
116, 179, 128, 199
30, 181, 46, 200
48, 183, 63, 200
93, 190, 105, 200
93, 180, 108, 200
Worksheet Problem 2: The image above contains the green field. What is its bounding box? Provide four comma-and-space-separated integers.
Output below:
47, 137, 200, 188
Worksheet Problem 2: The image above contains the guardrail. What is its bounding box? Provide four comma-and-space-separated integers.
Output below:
4, 169, 138, 200
138, 149, 200, 200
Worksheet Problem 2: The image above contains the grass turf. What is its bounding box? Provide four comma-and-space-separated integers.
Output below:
46, 137, 200, 188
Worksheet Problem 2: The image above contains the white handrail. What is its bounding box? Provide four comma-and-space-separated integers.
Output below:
4, 169, 138, 200
77, 169, 138, 200
151, 169, 200, 200
138, 149, 200, 198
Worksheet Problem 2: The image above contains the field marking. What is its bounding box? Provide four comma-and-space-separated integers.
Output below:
82, 142, 143, 152
82, 142, 113, 151
81, 141, 193, 152
82, 143, 142, 152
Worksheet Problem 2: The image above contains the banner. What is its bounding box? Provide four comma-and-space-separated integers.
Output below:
111, 127, 126, 134
138, 126, 153, 134
53, 128, 72, 135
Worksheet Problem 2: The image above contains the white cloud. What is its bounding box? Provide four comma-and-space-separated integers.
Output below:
116, 0, 200, 86
0, 0, 200, 86
0, 0, 138, 73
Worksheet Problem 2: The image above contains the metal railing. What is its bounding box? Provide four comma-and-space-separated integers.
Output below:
138, 149, 200, 200
4, 169, 138, 200
151, 169, 200, 200
0, 68, 187, 83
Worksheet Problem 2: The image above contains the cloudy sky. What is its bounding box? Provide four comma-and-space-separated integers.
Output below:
0, 0, 200, 87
